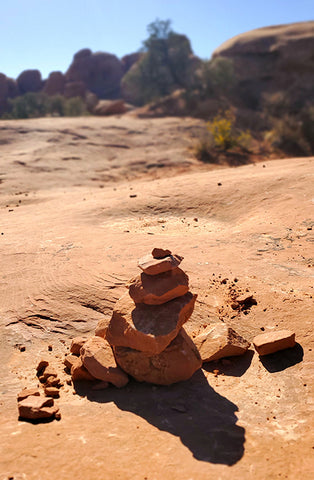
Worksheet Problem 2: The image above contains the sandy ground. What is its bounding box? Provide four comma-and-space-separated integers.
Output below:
0, 116, 313, 480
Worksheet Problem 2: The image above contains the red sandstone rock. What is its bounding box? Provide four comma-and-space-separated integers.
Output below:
17, 388, 40, 402
253, 330, 296, 356
106, 291, 196, 354
43, 71, 65, 95
95, 316, 111, 338
17, 69, 42, 94
18, 395, 59, 420
93, 99, 127, 116
64, 354, 79, 371
114, 329, 202, 385
193, 324, 250, 362
128, 267, 189, 305
44, 386, 60, 398
151, 248, 172, 259
45, 376, 62, 387
138, 253, 183, 276
70, 337, 88, 356
80, 336, 129, 388
71, 357, 95, 381
38, 366, 58, 382
36, 359, 49, 374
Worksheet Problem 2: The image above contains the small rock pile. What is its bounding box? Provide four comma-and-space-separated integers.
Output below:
103, 248, 202, 385
17, 360, 62, 421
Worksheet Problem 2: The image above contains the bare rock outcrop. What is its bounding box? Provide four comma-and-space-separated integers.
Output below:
66, 49, 124, 99
42, 71, 65, 95
17, 69, 42, 94
212, 21, 314, 109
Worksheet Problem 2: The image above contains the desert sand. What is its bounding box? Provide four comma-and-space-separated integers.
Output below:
0, 115, 313, 480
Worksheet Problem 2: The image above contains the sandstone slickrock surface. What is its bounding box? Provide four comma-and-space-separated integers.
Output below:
193, 324, 250, 362
114, 329, 202, 385
253, 330, 296, 356
128, 267, 189, 305
80, 336, 129, 387
138, 253, 183, 275
106, 291, 196, 354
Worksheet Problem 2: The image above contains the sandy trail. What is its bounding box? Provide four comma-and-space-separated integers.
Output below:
0, 116, 313, 480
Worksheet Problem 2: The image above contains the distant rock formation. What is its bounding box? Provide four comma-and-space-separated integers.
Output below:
42, 71, 65, 95
0, 73, 19, 113
17, 69, 42, 94
65, 49, 124, 99
212, 21, 314, 109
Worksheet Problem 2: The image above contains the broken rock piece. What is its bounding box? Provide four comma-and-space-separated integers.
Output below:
106, 291, 196, 354
18, 395, 59, 420
70, 337, 88, 356
152, 248, 172, 259
253, 330, 296, 356
17, 388, 41, 402
80, 336, 129, 388
128, 267, 189, 305
114, 329, 202, 385
138, 253, 183, 276
95, 316, 111, 338
71, 357, 95, 382
193, 323, 250, 363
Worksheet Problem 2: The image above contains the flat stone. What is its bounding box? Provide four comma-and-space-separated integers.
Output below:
152, 247, 172, 259
70, 336, 88, 356
193, 323, 250, 362
106, 291, 197, 354
114, 329, 202, 385
17, 388, 40, 402
253, 330, 296, 356
128, 267, 189, 305
80, 336, 129, 388
44, 386, 60, 398
71, 357, 95, 381
18, 395, 59, 420
138, 253, 183, 276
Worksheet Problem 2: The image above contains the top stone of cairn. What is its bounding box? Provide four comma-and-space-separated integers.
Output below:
138, 248, 183, 276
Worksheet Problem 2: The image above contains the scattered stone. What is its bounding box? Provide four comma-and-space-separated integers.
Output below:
45, 376, 62, 387
18, 345, 26, 352
70, 337, 88, 356
18, 395, 59, 420
44, 387, 60, 398
48, 345, 53, 351
38, 366, 58, 383
151, 248, 172, 259
71, 357, 95, 382
106, 291, 196, 354
80, 336, 129, 388
138, 253, 183, 276
64, 354, 79, 371
231, 294, 257, 310
36, 359, 49, 375
193, 323, 250, 362
17, 388, 40, 402
253, 330, 296, 356
114, 329, 202, 385
128, 267, 189, 305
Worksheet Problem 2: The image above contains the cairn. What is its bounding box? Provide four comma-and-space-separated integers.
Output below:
104, 248, 202, 385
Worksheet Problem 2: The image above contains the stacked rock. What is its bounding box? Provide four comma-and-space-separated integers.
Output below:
104, 248, 202, 385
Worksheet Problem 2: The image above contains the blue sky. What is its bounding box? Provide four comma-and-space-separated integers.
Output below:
1, 0, 313, 79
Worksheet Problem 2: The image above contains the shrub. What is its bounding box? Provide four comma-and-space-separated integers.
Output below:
207, 110, 237, 150
3, 93, 88, 119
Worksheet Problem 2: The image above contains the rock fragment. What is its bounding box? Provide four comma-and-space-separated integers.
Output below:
70, 337, 88, 356
17, 388, 40, 402
253, 330, 296, 356
114, 329, 202, 385
64, 354, 79, 371
80, 336, 129, 387
138, 253, 183, 276
106, 291, 196, 354
44, 386, 60, 398
18, 395, 59, 420
152, 248, 172, 259
71, 357, 95, 382
95, 316, 110, 338
193, 323, 250, 362
128, 267, 189, 305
